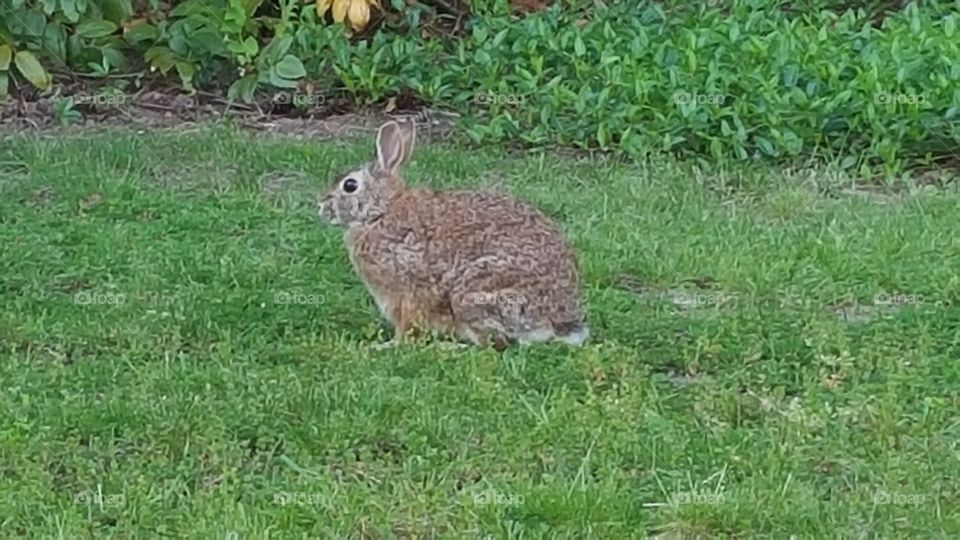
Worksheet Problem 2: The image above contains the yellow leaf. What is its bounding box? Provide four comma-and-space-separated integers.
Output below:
331, 0, 349, 23
14, 50, 51, 90
315, 0, 332, 17
0, 45, 12, 71
348, 0, 370, 31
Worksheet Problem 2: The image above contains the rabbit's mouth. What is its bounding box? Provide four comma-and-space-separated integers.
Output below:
317, 198, 342, 226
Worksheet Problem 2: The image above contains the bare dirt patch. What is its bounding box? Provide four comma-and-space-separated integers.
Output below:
0, 89, 461, 142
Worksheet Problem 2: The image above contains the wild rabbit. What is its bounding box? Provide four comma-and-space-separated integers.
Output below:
317, 120, 588, 350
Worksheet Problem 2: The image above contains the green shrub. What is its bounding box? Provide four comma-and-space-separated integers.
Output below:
301, 1, 957, 174
0, 0, 316, 97
443, 1, 959, 174
0, 0, 133, 93
1, 0, 957, 175
125, 0, 312, 96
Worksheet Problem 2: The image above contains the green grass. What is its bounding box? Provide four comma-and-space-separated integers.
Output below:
1, 127, 958, 538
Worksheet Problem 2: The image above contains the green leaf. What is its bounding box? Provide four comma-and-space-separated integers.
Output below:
783, 129, 802, 155
472, 26, 488, 43
144, 46, 176, 74
755, 136, 775, 156
0, 46, 11, 71
273, 54, 306, 80
260, 35, 293, 65
60, 0, 80, 22
101, 0, 133, 24
24, 16, 45, 40
601, 55, 620, 66
269, 71, 299, 89
720, 119, 732, 136
169, 0, 207, 17
101, 47, 126, 70
76, 20, 118, 39
176, 62, 196, 91
181, 27, 227, 56
43, 21, 68, 59
0, 73, 8, 98
228, 74, 258, 103
840, 155, 858, 169
242, 36, 259, 56
124, 23, 158, 43
14, 50, 51, 90
574, 35, 586, 56
228, 36, 259, 58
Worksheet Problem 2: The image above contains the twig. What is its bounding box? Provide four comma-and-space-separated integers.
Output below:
135, 102, 178, 112
418, 0, 465, 17
209, 98, 254, 111
51, 70, 145, 80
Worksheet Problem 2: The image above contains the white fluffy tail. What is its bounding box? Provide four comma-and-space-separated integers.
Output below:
556, 325, 589, 346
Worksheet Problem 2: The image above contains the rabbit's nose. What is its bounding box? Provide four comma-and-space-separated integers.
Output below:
317, 197, 334, 221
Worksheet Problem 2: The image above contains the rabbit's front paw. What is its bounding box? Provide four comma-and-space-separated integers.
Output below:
434, 340, 470, 351
372, 339, 400, 350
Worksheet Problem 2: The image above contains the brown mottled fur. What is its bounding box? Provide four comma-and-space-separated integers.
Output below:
317, 121, 588, 349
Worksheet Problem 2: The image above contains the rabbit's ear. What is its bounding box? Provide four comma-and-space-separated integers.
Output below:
375, 121, 406, 174
398, 120, 417, 165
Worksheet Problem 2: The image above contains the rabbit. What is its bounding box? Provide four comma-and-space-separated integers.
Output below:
317, 120, 588, 351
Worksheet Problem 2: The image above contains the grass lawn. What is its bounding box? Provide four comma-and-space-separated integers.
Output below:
1, 127, 958, 537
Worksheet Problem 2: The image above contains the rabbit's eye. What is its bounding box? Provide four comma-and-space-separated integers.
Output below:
342, 178, 359, 193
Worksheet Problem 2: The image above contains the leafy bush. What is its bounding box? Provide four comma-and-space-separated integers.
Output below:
0, 0, 322, 97
0, 0, 133, 93
445, 1, 959, 174
1, 0, 958, 174
294, 0, 958, 174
